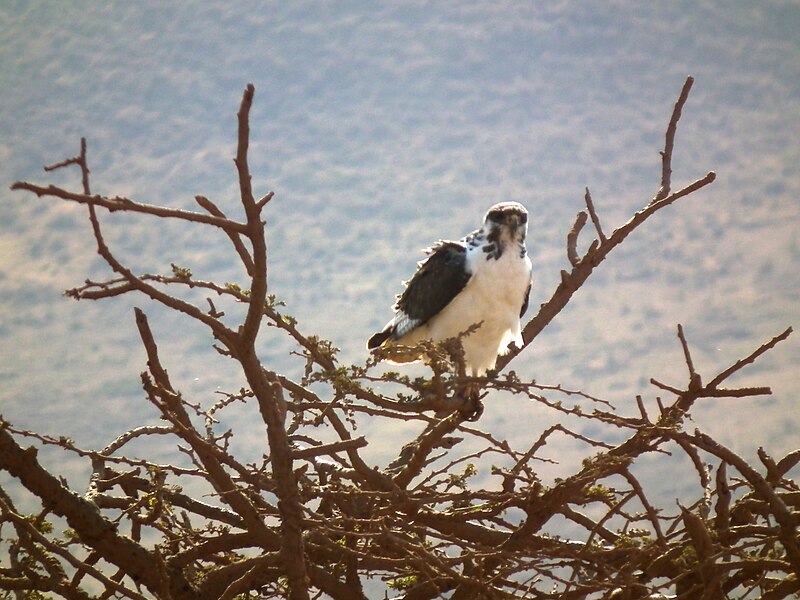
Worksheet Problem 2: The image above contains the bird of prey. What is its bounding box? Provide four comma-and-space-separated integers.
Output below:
367, 202, 532, 375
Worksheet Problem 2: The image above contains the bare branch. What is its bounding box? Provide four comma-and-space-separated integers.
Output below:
684, 430, 800, 576
291, 437, 368, 460
9, 181, 249, 234
100, 425, 175, 455
655, 75, 694, 202
133, 308, 279, 546
706, 326, 792, 389
584, 186, 607, 244
676, 324, 699, 386
195, 194, 255, 276
235, 83, 271, 349
250, 367, 310, 598
498, 171, 715, 372
0, 425, 194, 598
3, 77, 794, 598
567, 210, 587, 267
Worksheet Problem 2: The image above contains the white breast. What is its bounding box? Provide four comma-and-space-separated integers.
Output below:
400, 244, 532, 375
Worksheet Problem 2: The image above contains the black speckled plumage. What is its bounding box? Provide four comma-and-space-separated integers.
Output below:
367, 241, 471, 349
396, 241, 471, 324
368, 202, 532, 374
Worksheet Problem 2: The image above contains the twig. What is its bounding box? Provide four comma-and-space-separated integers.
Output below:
567, 211, 587, 267
0, 426, 186, 597
698, 386, 772, 398
257, 191, 275, 209
676, 324, 699, 386
706, 327, 792, 389
622, 468, 665, 543
291, 436, 368, 460
655, 76, 694, 202
134, 308, 278, 548
584, 187, 606, 244
195, 194, 255, 276
101, 425, 175, 456
236, 83, 270, 349
776, 449, 800, 478
673, 434, 710, 489
10, 182, 248, 234
498, 172, 716, 373
43, 137, 91, 196
649, 378, 683, 396
580, 489, 638, 556
393, 412, 466, 489
686, 430, 800, 575
635, 395, 651, 423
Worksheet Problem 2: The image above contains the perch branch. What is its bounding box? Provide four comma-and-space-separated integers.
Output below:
496, 76, 713, 374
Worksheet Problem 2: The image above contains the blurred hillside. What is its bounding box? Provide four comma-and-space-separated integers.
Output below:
1, 1, 797, 498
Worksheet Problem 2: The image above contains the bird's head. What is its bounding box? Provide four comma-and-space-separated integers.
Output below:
484, 201, 528, 245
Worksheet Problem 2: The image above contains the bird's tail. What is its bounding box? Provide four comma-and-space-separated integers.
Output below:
367, 327, 393, 350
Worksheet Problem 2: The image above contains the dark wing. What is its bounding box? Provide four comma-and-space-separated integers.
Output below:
367, 241, 471, 350
396, 241, 471, 326
520, 281, 531, 317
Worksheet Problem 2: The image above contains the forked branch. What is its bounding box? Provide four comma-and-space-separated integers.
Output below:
496, 76, 715, 373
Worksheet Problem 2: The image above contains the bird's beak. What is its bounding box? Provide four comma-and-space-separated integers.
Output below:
508, 214, 520, 231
